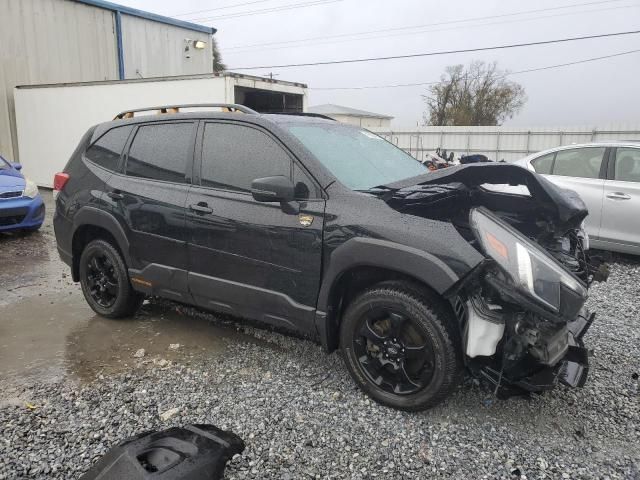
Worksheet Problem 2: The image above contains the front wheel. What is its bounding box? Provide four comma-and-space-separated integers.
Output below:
79, 239, 143, 318
340, 281, 463, 411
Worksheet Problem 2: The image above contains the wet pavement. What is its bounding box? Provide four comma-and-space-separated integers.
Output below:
0, 190, 268, 390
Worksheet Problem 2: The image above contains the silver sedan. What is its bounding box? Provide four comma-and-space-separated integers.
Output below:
513, 142, 640, 255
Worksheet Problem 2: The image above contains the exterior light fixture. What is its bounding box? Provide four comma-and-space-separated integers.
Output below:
193, 40, 207, 49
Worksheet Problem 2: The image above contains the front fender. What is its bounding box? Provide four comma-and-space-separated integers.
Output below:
315, 237, 465, 350
317, 238, 460, 313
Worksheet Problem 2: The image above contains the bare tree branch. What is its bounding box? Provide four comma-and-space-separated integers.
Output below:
423, 61, 526, 126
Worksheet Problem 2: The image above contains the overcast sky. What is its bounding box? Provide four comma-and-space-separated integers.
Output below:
117, 0, 640, 127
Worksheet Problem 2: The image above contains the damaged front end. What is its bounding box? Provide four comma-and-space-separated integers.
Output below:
384, 163, 609, 397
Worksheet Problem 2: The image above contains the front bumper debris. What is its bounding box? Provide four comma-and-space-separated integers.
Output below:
477, 308, 594, 398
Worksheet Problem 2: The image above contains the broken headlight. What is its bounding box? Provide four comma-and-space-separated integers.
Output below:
470, 207, 587, 314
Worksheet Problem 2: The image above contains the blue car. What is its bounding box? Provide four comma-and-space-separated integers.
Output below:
0, 155, 45, 232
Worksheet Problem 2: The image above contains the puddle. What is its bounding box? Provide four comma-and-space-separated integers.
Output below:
0, 292, 268, 388
0, 191, 278, 392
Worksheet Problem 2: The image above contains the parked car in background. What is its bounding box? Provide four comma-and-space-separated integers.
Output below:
514, 142, 640, 255
0, 154, 44, 233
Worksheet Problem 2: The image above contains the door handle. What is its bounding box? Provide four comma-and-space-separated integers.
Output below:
606, 192, 631, 200
107, 191, 124, 200
189, 202, 213, 214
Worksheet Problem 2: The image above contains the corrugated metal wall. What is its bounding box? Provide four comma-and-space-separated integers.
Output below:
0, 0, 215, 162
0, 0, 119, 160
331, 115, 391, 128
120, 15, 212, 80
369, 125, 640, 162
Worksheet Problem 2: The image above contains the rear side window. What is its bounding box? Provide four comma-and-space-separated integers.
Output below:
126, 123, 194, 183
85, 125, 133, 171
614, 148, 640, 182
200, 123, 291, 192
552, 147, 605, 179
530, 152, 554, 174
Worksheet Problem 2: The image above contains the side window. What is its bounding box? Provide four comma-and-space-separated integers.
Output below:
530, 152, 554, 174
552, 147, 605, 179
126, 123, 194, 183
85, 125, 133, 171
614, 148, 640, 183
201, 123, 291, 192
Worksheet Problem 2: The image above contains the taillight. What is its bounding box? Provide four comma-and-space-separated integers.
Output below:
53, 172, 70, 199
53, 172, 69, 190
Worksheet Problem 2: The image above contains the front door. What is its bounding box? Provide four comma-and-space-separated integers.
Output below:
186, 121, 325, 335
599, 146, 640, 252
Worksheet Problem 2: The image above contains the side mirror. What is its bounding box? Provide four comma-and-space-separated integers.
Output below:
12, 163, 22, 171
251, 176, 294, 203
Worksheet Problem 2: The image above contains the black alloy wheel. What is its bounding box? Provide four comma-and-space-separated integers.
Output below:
340, 281, 463, 411
79, 239, 143, 318
354, 309, 436, 395
85, 253, 119, 308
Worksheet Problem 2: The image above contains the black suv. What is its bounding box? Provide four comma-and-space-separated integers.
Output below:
53, 104, 605, 410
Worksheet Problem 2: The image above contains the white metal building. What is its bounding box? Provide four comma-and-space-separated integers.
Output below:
15, 73, 308, 187
308, 104, 393, 128
0, 0, 217, 161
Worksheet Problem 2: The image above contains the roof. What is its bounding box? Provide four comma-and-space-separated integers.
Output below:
307, 104, 393, 119
74, 0, 216, 34
16, 72, 307, 90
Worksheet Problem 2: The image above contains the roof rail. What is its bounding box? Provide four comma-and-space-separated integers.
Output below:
272, 112, 336, 121
114, 103, 258, 120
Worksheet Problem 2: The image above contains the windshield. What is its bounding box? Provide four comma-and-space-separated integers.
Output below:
285, 124, 428, 190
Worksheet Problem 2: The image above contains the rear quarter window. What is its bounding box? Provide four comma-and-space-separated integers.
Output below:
85, 125, 134, 172
530, 152, 554, 174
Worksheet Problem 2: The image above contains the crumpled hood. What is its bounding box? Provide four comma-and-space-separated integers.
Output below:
384, 163, 588, 232
0, 168, 25, 190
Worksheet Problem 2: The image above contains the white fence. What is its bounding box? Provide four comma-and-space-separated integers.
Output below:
368, 125, 640, 162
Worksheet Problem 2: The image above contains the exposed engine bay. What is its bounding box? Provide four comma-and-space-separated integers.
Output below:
382, 163, 609, 397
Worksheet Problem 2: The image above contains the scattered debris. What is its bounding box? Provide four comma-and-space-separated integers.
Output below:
158, 407, 180, 422
133, 348, 145, 358
168, 343, 180, 351
78, 425, 244, 479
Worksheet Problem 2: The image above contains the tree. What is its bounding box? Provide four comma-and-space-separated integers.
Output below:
212, 36, 226, 73
423, 61, 526, 126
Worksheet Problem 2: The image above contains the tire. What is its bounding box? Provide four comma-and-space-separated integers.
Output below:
79, 239, 143, 318
340, 280, 463, 411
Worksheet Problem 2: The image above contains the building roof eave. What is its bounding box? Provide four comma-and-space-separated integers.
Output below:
73, 0, 216, 35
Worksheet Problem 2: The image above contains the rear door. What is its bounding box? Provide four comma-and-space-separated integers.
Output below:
186, 120, 325, 335
599, 146, 640, 252
538, 147, 607, 239
104, 121, 197, 301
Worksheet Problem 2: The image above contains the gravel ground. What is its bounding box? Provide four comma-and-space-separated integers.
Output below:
1, 259, 639, 479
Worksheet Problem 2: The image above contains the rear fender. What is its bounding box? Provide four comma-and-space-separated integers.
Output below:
71, 207, 131, 278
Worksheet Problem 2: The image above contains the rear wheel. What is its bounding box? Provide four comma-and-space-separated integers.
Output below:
340, 281, 462, 411
79, 239, 143, 318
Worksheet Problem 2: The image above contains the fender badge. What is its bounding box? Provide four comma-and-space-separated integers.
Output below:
299, 214, 314, 227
